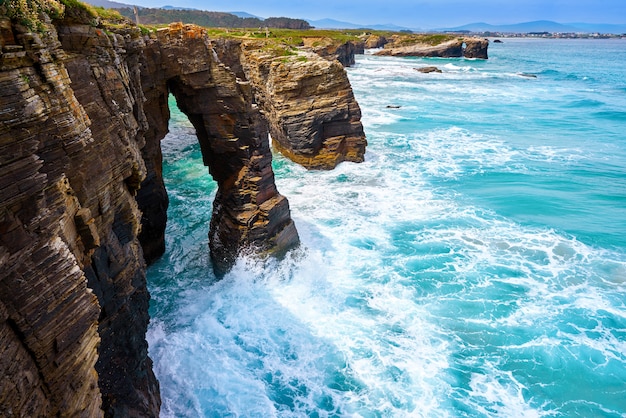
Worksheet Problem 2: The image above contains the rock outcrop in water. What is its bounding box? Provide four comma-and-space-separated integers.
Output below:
375, 36, 489, 59
214, 39, 367, 170
0, 11, 304, 417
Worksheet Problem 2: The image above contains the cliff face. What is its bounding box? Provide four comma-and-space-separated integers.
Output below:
214, 39, 367, 170
140, 23, 299, 274
0, 16, 157, 417
0, 16, 300, 417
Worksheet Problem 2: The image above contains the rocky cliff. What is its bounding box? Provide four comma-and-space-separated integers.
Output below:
375, 36, 489, 59
139, 24, 299, 275
214, 39, 367, 170
0, 10, 302, 417
301, 36, 362, 67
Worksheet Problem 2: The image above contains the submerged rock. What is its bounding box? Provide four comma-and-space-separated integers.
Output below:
416, 66, 442, 73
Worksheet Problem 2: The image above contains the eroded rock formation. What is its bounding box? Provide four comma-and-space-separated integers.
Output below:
140, 24, 299, 274
0, 15, 299, 418
362, 34, 388, 49
375, 36, 489, 59
214, 39, 367, 170
1, 16, 157, 417
301, 37, 361, 67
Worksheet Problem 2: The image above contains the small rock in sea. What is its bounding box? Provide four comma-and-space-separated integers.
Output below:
493, 39, 503, 43
416, 66, 442, 73
386, 105, 401, 109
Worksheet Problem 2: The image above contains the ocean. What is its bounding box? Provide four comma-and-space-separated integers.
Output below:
146, 38, 626, 417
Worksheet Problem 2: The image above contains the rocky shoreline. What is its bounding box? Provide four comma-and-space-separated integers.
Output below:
0, 5, 487, 416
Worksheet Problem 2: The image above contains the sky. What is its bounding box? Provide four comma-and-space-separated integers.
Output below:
126, 0, 626, 29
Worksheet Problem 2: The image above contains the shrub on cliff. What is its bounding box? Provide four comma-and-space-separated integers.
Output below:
0, 0, 64, 30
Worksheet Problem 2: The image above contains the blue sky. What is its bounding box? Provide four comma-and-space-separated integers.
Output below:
129, 0, 626, 28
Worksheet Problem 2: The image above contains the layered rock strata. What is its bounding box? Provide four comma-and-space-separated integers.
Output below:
375, 36, 489, 59
1, 15, 299, 418
214, 39, 367, 170
301, 37, 362, 67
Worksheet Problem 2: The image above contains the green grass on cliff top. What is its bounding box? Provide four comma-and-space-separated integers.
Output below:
1, 0, 127, 30
203, 27, 456, 47
0, 0, 455, 46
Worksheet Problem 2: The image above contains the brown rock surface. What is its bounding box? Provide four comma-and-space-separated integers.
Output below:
301, 37, 360, 67
1, 15, 299, 418
363, 34, 388, 49
375, 36, 488, 59
143, 23, 299, 274
463, 37, 489, 59
0, 15, 154, 417
416, 66, 442, 73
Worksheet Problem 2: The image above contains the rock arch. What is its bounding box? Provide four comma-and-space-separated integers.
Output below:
137, 23, 299, 276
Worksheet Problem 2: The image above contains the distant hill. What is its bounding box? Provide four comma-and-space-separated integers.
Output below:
75, 2, 626, 35
307, 18, 363, 29
439, 20, 626, 34
83, 0, 134, 8
568, 22, 626, 34
161, 5, 196, 11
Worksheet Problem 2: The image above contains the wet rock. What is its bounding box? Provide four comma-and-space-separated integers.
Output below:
1, 17, 304, 417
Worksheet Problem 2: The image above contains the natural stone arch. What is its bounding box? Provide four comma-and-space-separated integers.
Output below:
137, 23, 298, 275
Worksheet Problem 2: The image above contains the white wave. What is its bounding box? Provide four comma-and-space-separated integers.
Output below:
148, 47, 626, 417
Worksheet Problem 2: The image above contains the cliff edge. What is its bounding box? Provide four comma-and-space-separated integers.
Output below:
0, 7, 303, 417
214, 39, 367, 170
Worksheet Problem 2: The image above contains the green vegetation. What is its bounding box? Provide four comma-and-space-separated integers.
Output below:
413, 34, 455, 45
202, 27, 368, 47
138, 24, 151, 36
92, 5, 124, 22
58, 0, 97, 24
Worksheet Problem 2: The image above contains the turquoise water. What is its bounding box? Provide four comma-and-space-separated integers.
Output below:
147, 39, 626, 417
